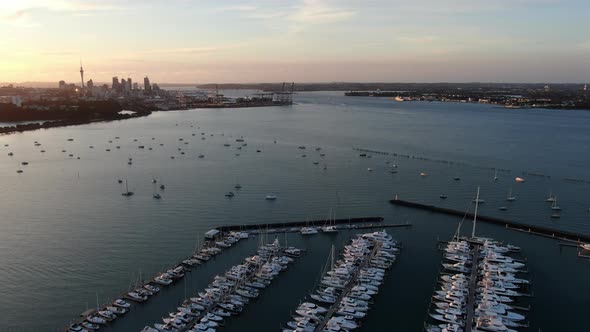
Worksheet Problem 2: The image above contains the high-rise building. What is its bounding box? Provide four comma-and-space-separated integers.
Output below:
127, 78, 132, 89
132, 82, 139, 90
112, 76, 119, 90
87, 79, 94, 90
144, 76, 151, 93
59, 80, 66, 89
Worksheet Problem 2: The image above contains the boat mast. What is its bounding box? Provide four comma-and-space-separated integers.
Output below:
471, 186, 480, 239
330, 245, 334, 271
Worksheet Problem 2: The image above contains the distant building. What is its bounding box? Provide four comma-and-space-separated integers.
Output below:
59, 80, 67, 89
112, 76, 119, 90
132, 82, 139, 90
121, 78, 127, 92
87, 79, 94, 90
153, 83, 160, 91
127, 78, 132, 90
144, 76, 151, 93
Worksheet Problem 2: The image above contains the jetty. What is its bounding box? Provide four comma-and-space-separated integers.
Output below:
390, 198, 590, 243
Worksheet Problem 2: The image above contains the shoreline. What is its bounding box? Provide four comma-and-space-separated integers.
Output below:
0, 111, 151, 136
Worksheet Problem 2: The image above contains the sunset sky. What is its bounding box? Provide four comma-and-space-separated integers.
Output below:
1, 0, 589, 84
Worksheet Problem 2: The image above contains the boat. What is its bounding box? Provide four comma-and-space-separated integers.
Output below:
300, 227, 319, 235
506, 186, 516, 201
515, 177, 525, 183
153, 193, 162, 199
235, 184, 242, 189
225, 192, 235, 197
160, 184, 165, 190
420, 172, 428, 177
550, 213, 560, 219
265, 195, 277, 200
551, 197, 561, 210
546, 192, 556, 202
322, 210, 338, 233
580, 243, 590, 251
122, 180, 134, 196
440, 194, 447, 199
453, 177, 461, 181
499, 207, 508, 211
494, 169, 498, 181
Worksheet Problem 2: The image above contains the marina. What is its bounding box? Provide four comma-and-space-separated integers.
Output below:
282, 230, 400, 332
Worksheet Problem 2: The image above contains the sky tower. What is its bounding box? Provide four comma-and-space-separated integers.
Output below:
80, 61, 85, 88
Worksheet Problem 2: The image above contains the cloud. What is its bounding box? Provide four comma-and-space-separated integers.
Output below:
290, 0, 355, 24
213, 5, 258, 13
1, 0, 122, 22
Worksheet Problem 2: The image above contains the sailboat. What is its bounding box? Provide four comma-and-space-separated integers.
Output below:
494, 169, 498, 181
506, 186, 516, 201
546, 192, 556, 202
551, 196, 561, 211
322, 209, 338, 233
153, 183, 161, 199
122, 180, 134, 196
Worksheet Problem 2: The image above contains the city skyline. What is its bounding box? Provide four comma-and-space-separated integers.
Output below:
1, 0, 590, 83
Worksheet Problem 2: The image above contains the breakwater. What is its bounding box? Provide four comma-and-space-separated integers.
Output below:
390, 198, 590, 243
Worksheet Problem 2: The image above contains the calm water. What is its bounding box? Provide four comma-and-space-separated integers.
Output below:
1, 91, 589, 331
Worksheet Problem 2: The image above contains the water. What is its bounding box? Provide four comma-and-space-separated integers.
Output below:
1, 91, 589, 331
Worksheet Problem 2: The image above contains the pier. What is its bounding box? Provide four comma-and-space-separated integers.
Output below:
390, 198, 590, 243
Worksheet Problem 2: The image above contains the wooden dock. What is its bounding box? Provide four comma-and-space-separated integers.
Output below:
390, 198, 590, 243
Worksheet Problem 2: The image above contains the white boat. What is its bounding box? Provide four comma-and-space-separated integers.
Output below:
515, 177, 525, 183
321, 209, 338, 233
550, 197, 561, 210
494, 169, 498, 181
506, 186, 516, 201
580, 243, 590, 251
265, 195, 277, 200
300, 227, 319, 235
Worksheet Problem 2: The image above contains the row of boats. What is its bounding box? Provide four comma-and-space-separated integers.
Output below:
142, 238, 302, 332
67, 231, 248, 332
282, 230, 399, 331
425, 239, 530, 332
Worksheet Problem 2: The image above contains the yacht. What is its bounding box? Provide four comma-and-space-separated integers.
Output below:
440, 194, 448, 199
234, 184, 242, 189
300, 227, 319, 235
580, 243, 590, 251
265, 195, 277, 200
546, 192, 556, 202
153, 193, 162, 199
225, 192, 235, 197
551, 197, 561, 210
506, 187, 516, 201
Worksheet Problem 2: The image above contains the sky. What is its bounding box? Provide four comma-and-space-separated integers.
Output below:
1, 0, 589, 84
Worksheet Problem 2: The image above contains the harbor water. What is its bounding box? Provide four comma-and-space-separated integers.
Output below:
1, 91, 589, 331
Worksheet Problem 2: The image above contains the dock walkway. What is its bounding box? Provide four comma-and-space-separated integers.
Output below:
464, 242, 480, 332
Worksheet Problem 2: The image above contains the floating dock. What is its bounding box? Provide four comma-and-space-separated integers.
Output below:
390, 198, 590, 243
